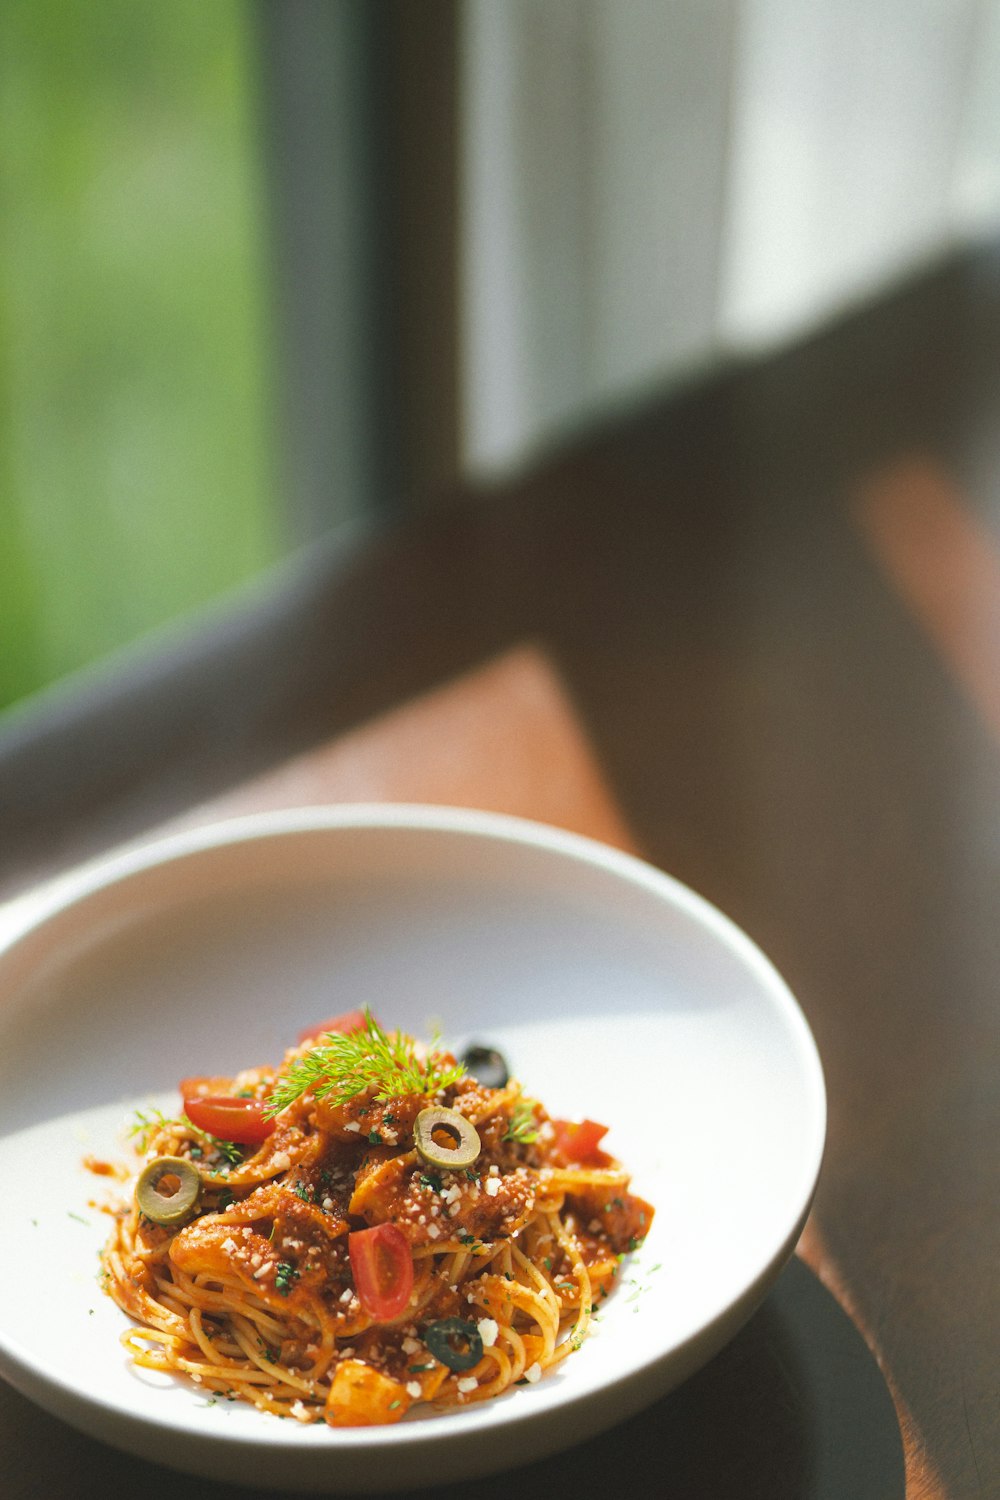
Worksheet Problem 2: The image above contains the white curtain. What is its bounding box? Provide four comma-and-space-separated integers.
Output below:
460, 0, 1000, 479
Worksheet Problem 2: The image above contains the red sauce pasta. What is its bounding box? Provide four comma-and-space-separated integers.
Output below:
100, 1012, 653, 1426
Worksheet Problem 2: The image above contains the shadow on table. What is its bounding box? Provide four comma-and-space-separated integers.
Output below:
0, 1257, 904, 1500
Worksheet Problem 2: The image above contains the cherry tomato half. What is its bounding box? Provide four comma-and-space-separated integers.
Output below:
183, 1094, 276, 1145
550, 1118, 611, 1167
348, 1223, 414, 1321
177, 1075, 233, 1100
297, 1009, 370, 1045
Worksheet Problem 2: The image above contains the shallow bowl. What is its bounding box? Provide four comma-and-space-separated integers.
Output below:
0, 805, 825, 1491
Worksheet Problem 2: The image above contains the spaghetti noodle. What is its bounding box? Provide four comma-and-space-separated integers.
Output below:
100, 1013, 653, 1426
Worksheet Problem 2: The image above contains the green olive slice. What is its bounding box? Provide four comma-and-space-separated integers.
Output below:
413, 1106, 481, 1170
136, 1156, 201, 1226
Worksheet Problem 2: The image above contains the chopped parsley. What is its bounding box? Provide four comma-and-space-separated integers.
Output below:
274, 1262, 299, 1296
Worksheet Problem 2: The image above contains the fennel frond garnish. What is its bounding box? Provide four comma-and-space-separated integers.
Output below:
265, 1009, 465, 1117
503, 1096, 539, 1144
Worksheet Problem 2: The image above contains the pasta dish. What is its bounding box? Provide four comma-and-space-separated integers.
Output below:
100, 1011, 653, 1426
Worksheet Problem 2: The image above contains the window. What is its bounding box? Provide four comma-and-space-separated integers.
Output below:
0, 0, 277, 714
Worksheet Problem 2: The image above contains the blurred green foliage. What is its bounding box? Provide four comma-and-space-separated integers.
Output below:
0, 0, 279, 715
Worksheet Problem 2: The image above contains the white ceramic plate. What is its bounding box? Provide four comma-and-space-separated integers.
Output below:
0, 806, 824, 1492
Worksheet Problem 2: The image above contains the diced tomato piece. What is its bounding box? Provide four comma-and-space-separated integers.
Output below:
348, 1223, 414, 1321
183, 1094, 275, 1145
297, 1009, 370, 1045
550, 1118, 611, 1167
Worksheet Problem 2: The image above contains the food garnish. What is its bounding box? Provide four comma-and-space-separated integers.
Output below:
503, 1097, 540, 1144
135, 1156, 201, 1226
413, 1106, 481, 1170
264, 1008, 465, 1116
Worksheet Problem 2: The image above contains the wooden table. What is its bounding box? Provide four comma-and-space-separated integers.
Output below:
2, 245, 998, 1497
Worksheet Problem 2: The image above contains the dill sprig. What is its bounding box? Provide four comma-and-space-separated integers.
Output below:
503, 1096, 539, 1144
265, 1009, 465, 1117
128, 1108, 175, 1154
128, 1107, 242, 1165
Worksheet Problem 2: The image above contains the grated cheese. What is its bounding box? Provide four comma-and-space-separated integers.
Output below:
477, 1318, 499, 1348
